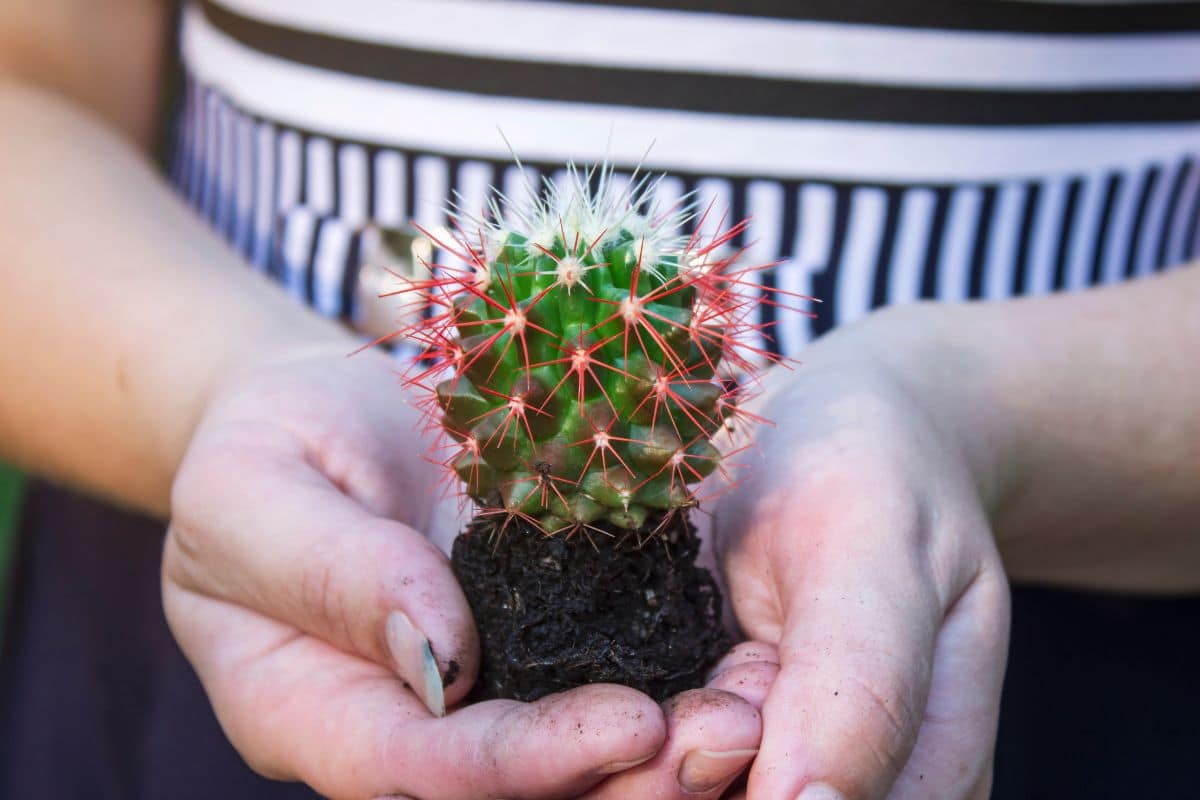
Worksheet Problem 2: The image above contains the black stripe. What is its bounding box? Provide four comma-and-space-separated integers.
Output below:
1183, 169, 1200, 261
365, 145, 378, 220
1156, 158, 1193, 269
201, 1, 1200, 126
1124, 166, 1161, 277
341, 228, 364, 320
403, 151, 417, 226
1051, 178, 1083, 290
267, 125, 284, 277
200, 93, 219, 223
870, 187, 904, 308
533, 0, 1200, 33
811, 186, 853, 338
304, 216, 324, 304
222, 107, 239, 243
1011, 183, 1042, 295
919, 188, 953, 300
1090, 173, 1122, 285
967, 186, 999, 298
770, 183, 801, 356
329, 139, 343, 217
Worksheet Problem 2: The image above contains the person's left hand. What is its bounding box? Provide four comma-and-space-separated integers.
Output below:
163, 342, 766, 799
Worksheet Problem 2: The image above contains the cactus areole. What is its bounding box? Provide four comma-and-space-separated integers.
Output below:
395, 165, 796, 701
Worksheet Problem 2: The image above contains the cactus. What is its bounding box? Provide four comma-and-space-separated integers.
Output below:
394, 165, 799, 536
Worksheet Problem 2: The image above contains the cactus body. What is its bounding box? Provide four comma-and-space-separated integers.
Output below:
400, 167, 794, 534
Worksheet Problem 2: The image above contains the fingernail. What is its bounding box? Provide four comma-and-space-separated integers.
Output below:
796, 783, 845, 800
385, 610, 445, 718
596, 752, 657, 775
677, 748, 758, 794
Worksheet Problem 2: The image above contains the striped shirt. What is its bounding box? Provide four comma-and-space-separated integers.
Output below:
168, 0, 1200, 354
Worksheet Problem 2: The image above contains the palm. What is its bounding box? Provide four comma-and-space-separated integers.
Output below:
711, 362, 1010, 800
164, 346, 766, 799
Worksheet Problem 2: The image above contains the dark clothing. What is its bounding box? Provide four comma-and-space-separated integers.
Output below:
0, 484, 316, 800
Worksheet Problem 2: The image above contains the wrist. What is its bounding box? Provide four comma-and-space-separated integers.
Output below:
842, 302, 1026, 518
131, 271, 355, 499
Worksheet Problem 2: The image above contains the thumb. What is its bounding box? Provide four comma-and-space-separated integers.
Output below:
747, 500, 944, 800
166, 428, 478, 715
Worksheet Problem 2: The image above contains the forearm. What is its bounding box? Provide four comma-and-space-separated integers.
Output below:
0, 82, 350, 515
876, 267, 1200, 592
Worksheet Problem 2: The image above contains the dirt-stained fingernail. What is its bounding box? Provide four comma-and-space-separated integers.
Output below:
596, 751, 657, 775
678, 748, 758, 794
385, 610, 445, 718
796, 783, 845, 800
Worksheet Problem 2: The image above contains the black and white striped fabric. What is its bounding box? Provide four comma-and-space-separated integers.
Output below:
169, 0, 1200, 354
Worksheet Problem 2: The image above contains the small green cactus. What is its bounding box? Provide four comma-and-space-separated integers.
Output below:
397, 166, 798, 535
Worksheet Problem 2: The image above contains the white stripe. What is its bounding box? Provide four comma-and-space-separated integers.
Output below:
374, 150, 406, 226
216, 100, 236, 237
745, 181, 782, 354
454, 160, 496, 232
984, 183, 1025, 300
281, 206, 317, 299
649, 175, 686, 238
313, 219, 352, 316
501, 164, 539, 227
233, 113, 256, 256
937, 187, 982, 301
185, 83, 205, 205
1025, 177, 1067, 295
218, 0, 1200, 89
200, 91, 220, 221
837, 188, 887, 323
413, 155, 449, 228
1165, 161, 1200, 266
183, 6, 1200, 183
693, 179, 733, 243
888, 189, 936, 305
1102, 172, 1144, 283
784, 184, 838, 346
276, 129, 303, 211
1136, 163, 1179, 275
338, 144, 370, 227
251, 121, 276, 270
305, 136, 335, 214
1064, 173, 1105, 290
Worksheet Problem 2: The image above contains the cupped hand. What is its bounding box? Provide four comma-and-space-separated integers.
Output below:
713, 309, 1011, 800
163, 343, 763, 799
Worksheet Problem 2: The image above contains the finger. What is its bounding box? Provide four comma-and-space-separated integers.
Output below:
582, 646, 775, 800
580, 688, 760, 800
746, 489, 951, 800
888, 565, 1008, 800
167, 429, 477, 714
706, 640, 780, 681
708, 658, 779, 712
165, 584, 667, 800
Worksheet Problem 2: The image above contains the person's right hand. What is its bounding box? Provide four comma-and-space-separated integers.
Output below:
710, 306, 1013, 800
163, 342, 765, 800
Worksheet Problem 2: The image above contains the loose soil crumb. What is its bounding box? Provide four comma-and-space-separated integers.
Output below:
451, 511, 730, 702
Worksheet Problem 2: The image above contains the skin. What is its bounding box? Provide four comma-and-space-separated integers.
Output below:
715, 273, 1200, 799
3, 4, 1198, 799
1, 4, 759, 798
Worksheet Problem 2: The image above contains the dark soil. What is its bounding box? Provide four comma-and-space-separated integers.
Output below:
450, 511, 730, 703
